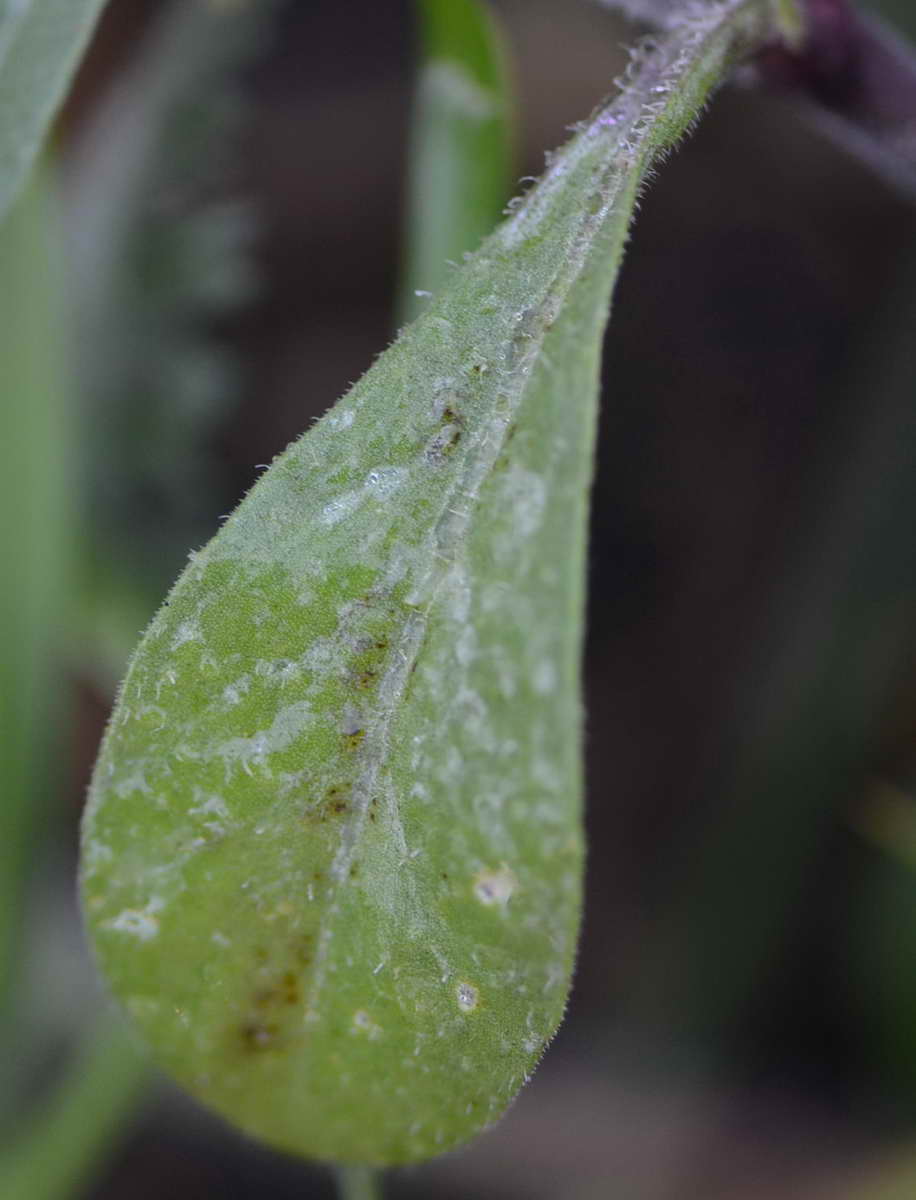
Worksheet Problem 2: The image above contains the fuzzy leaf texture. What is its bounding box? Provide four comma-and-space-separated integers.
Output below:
0, 0, 109, 222
81, 0, 789, 1167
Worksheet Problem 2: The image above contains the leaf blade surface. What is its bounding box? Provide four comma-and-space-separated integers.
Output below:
81, 0, 783, 1166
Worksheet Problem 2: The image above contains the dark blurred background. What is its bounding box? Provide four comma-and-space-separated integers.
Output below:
11, 0, 916, 1196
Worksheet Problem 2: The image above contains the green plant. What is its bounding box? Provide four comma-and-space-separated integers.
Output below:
3, 1, 916, 1197
81, 0, 798, 1171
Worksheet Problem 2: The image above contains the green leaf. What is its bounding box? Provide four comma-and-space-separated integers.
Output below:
0, 164, 70, 1022
400, 0, 513, 324
81, 0, 787, 1167
0, 1022, 147, 1200
0, 0, 109, 223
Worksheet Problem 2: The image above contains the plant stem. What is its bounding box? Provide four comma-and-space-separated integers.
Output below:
334, 1166, 384, 1200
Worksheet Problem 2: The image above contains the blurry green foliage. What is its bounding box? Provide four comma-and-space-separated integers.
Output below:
0, 0, 107, 220
400, 0, 513, 323
0, 166, 70, 1030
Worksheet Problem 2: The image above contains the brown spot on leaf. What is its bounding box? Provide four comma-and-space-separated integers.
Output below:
281, 972, 300, 1004
292, 934, 313, 965
305, 787, 352, 823
240, 1018, 279, 1052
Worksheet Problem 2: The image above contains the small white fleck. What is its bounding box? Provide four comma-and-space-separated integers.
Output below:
171, 620, 200, 650
327, 408, 355, 431
532, 660, 556, 695
104, 897, 164, 941
113, 768, 151, 799
473, 865, 518, 907
364, 466, 407, 498
190, 793, 229, 821
340, 706, 364, 737
320, 490, 362, 527
456, 982, 478, 1012
352, 1010, 382, 1039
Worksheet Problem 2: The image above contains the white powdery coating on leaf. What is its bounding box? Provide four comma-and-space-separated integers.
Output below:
214, 700, 312, 776
473, 866, 518, 907
319, 466, 407, 527
171, 619, 201, 649
532, 661, 557, 696
456, 982, 479, 1012
501, 465, 547, 541
189, 792, 230, 820
320, 490, 362, 527
103, 897, 164, 941
326, 407, 355, 430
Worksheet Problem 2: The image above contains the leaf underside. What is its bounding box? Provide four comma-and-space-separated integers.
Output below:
81, 0, 780, 1167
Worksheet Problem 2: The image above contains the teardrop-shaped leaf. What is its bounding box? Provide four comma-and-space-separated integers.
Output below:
0, 0, 109, 223
81, 0, 789, 1167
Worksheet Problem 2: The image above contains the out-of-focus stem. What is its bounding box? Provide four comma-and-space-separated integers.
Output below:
399, 0, 513, 325
0, 163, 70, 1035
335, 1165, 384, 1200
0, 1022, 149, 1200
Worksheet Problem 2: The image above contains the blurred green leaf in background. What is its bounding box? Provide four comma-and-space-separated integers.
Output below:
0, 0, 108, 220
0, 164, 71, 1051
400, 0, 513, 323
